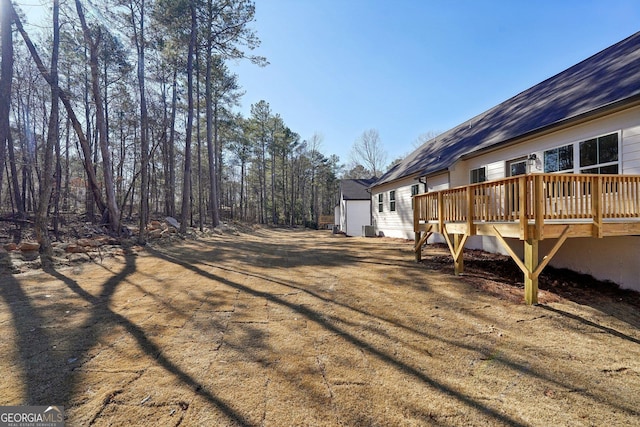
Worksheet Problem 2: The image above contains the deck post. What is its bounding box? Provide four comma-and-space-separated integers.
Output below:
437, 191, 444, 233
466, 187, 474, 235
519, 176, 528, 240
524, 238, 539, 305
534, 175, 544, 240
453, 233, 464, 275
593, 176, 603, 238
414, 232, 422, 262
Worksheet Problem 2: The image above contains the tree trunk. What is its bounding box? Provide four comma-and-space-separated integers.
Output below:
63, 112, 70, 211
240, 158, 245, 220
196, 41, 204, 231
7, 133, 23, 221
0, 0, 13, 207
35, 0, 59, 265
83, 48, 94, 219
271, 129, 277, 224
130, 0, 150, 244
209, 99, 220, 227
168, 67, 177, 217
206, 0, 220, 228
75, 0, 120, 234
160, 70, 172, 217
52, 118, 62, 238
281, 147, 288, 226
180, 1, 197, 233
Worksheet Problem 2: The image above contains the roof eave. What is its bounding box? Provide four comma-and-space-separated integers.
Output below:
461, 94, 640, 161
370, 171, 423, 190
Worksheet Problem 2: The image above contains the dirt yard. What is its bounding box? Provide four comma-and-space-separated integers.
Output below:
1, 228, 639, 426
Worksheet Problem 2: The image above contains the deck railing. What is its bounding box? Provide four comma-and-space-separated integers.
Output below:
413, 173, 640, 230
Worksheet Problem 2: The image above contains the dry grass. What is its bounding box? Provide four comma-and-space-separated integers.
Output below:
0, 229, 639, 426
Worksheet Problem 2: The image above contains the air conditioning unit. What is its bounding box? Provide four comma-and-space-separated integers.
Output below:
362, 225, 376, 237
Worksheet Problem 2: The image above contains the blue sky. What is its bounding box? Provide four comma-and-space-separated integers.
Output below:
230, 0, 640, 168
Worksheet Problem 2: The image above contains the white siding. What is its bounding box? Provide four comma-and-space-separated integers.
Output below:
543, 236, 640, 288
623, 125, 640, 173
371, 176, 418, 239
426, 173, 449, 191
341, 200, 371, 236
487, 161, 505, 181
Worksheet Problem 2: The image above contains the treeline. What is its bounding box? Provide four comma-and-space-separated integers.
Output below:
0, 0, 341, 260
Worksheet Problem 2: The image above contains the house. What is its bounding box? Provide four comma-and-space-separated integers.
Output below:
371, 31, 640, 296
335, 178, 376, 236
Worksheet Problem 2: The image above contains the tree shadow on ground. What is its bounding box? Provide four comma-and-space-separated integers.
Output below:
0, 253, 60, 405
147, 240, 639, 421
3, 230, 639, 424
0, 248, 252, 426
539, 305, 640, 346
145, 245, 532, 427
419, 243, 640, 331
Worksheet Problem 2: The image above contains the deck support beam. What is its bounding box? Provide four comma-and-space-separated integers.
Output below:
443, 226, 469, 276
493, 225, 571, 305
414, 226, 433, 262
414, 232, 422, 262
524, 239, 539, 305
454, 234, 467, 275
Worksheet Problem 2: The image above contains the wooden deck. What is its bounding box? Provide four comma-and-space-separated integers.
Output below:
413, 173, 640, 304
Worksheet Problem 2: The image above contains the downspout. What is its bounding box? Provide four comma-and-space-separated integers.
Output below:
418, 176, 427, 193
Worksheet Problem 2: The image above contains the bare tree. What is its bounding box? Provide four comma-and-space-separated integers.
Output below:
34, 0, 60, 264
75, 0, 121, 234
179, 0, 197, 233
125, 0, 150, 243
10, 2, 108, 217
0, 0, 13, 209
350, 129, 387, 178
412, 130, 441, 149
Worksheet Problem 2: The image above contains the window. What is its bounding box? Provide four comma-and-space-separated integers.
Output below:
543, 132, 619, 174
510, 161, 527, 176
470, 167, 487, 184
544, 144, 574, 172
389, 191, 396, 211
378, 193, 383, 212
579, 133, 619, 174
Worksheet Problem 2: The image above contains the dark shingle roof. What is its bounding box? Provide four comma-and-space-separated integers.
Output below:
374, 31, 640, 187
340, 178, 376, 200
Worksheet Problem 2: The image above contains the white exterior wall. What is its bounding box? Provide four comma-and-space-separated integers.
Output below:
449, 105, 640, 291
371, 173, 450, 241
423, 173, 449, 244
340, 199, 371, 236
425, 173, 449, 191
623, 124, 640, 172
372, 176, 421, 239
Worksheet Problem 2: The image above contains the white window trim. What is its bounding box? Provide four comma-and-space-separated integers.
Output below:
541, 130, 621, 174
